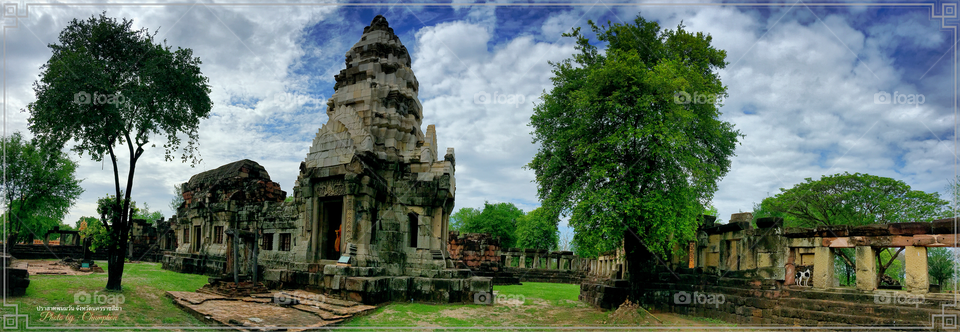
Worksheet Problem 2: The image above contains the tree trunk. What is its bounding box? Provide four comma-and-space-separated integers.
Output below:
875, 247, 904, 286
105, 222, 128, 291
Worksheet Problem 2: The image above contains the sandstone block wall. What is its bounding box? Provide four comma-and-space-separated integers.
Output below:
447, 232, 501, 270
627, 271, 954, 330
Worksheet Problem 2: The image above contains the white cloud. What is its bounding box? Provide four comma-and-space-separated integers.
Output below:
4, 4, 954, 239
413, 20, 576, 213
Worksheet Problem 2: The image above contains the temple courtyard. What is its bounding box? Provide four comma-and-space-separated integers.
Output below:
5, 260, 731, 331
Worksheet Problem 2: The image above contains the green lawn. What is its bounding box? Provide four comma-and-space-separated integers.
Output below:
343, 282, 611, 331
3, 260, 209, 331
5, 265, 724, 331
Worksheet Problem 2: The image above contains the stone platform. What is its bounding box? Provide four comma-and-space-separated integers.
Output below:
167, 289, 375, 331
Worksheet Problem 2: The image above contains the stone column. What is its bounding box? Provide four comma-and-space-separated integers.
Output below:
904, 246, 928, 294
519, 253, 526, 268
856, 246, 877, 291
813, 246, 835, 289
785, 248, 796, 286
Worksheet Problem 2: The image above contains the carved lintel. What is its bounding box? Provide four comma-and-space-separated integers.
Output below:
314, 180, 347, 198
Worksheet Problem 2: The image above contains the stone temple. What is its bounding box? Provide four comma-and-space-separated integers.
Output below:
162, 15, 491, 304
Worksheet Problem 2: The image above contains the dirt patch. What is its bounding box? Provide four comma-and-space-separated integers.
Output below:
19, 259, 97, 276
607, 299, 652, 325
438, 307, 473, 320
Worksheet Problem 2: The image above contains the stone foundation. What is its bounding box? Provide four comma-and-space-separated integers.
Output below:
260, 264, 491, 305
9, 244, 108, 260
504, 267, 586, 284
588, 268, 958, 330
2, 255, 29, 297
579, 277, 630, 309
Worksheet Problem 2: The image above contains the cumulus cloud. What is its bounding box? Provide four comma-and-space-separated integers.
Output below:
4, 4, 954, 239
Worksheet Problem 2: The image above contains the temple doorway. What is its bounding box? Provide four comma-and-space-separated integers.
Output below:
321, 199, 343, 260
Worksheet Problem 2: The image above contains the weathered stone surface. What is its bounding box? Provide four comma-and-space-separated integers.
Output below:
161, 15, 485, 305
167, 290, 368, 331
856, 246, 877, 291
2, 258, 29, 297
904, 246, 928, 293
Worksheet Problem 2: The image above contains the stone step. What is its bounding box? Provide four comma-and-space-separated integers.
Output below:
781, 288, 957, 311
167, 290, 376, 330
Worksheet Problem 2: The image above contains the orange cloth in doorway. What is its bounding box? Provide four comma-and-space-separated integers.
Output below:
334, 224, 342, 253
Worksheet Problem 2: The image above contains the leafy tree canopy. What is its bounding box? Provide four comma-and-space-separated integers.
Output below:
170, 183, 185, 214
26, 12, 212, 290
528, 14, 740, 257
515, 207, 560, 251
2, 132, 84, 243
449, 207, 480, 232
928, 247, 956, 287
762, 172, 949, 228
459, 202, 525, 248
133, 202, 162, 223
78, 215, 110, 252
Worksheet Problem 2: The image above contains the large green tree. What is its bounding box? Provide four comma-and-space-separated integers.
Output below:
928, 247, 955, 288
762, 172, 948, 228
515, 207, 559, 251
529, 15, 740, 258
26, 13, 212, 290
2, 132, 83, 245
458, 202, 525, 248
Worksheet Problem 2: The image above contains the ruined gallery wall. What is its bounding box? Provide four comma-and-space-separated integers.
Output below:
164, 159, 302, 275
630, 272, 953, 329
585, 215, 960, 330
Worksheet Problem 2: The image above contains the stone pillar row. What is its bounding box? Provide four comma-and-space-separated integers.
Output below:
815, 245, 929, 293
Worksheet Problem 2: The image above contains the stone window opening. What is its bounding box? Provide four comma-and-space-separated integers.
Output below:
183, 228, 190, 244
192, 225, 201, 252
408, 212, 419, 248
213, 226, 224, 244
262, 233, 273, 251
279, 233, 292, 251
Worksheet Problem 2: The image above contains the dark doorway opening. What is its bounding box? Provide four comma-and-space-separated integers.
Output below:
408, 213, 419, 248
322, 200, 343, 260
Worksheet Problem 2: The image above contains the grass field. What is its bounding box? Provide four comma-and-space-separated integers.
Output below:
5, 262, 728, 331
4, 260, 209, 331
341, 282, 610, 331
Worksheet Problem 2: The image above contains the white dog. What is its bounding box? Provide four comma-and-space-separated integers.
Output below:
795, 269, 811, 287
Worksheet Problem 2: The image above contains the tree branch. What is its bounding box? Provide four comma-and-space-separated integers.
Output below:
833, 248, 854, 269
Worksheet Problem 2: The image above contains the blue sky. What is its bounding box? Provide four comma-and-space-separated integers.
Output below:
3, 1, 957, 244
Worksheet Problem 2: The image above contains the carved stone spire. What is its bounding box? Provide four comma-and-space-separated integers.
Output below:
306, 15, 427, 167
